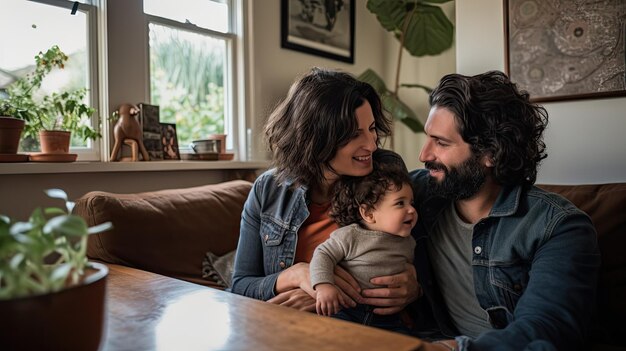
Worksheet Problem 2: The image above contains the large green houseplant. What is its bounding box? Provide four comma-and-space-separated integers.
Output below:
1, 45, 100, 153
359, 0, 454, 133
0, 189, 112, 350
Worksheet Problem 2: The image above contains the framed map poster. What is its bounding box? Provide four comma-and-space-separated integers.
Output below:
504, 0, 626, 102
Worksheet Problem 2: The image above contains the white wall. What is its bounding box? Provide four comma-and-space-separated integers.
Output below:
247, 0, 388, 160
457, 0, 626, 184
248, 0, 457, 170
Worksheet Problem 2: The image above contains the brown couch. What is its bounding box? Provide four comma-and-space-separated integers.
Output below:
75, 180, 253, 290
74, 180, 625, 349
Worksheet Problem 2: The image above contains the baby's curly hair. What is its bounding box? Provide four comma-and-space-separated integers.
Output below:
329, 161, 413, 227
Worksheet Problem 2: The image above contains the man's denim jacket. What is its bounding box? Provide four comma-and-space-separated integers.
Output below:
409, 169, 601, 351
230, 168, 310, 300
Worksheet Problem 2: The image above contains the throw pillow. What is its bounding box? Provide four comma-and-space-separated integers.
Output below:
202, 250, 236, 288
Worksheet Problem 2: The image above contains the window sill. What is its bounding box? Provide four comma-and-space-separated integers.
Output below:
0, 160, 270, 175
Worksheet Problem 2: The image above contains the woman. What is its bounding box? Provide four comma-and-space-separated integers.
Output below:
231, 67, 418, 315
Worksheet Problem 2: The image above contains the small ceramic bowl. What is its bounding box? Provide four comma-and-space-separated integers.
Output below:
205, 134, 227, 154
190, 139, 221, 154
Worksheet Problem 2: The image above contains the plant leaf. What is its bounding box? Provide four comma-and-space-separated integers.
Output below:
44, 207, 66, 216
0, 215, 10, 225
45, 189, 68, 202
43, 215, 88, 237
366, 0, 407, 33
403, 4, 454, 57
66, 201, 75, 214
381, 94, 424, 133
10, 222, 34, 235
10, 253, 25, 269
400, 83, 433, 94
401, 116, 425, 132
367, 1, 453, 57
357, 69, 389, 96
87, 222, 113, 235
50, 263, 72, 284
421, 0, 454, 3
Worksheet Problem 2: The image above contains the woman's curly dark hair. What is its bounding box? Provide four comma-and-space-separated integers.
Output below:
429, 70, 548, 187
329, 161, 412, 227
264, 67, 392, 189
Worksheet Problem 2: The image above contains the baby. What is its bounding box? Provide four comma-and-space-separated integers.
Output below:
310, 161, 417, 333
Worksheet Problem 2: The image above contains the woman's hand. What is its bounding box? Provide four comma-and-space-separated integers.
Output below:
360, 263, 422, 315
275, 262, 316, 296
267, 288, 316, 312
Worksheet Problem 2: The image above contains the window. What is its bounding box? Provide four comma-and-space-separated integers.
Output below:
0, 0, 99, 160
144, 0, 236, 151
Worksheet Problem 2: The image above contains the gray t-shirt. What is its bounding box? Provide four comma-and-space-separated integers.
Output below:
427, 204, 493, 338
310, 223, 415, 290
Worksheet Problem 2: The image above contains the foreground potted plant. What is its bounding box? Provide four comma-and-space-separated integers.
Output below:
4, 45, 100, 155
0, 189, 112, 350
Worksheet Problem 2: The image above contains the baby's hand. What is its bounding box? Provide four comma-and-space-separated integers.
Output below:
315, 283, 348, 316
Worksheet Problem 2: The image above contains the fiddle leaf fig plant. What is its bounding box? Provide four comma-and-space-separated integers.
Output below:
359, 0, 454, 133
0, 189, 112, 300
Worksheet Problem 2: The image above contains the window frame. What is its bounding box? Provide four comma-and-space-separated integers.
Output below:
144, 0, 240, 155
25, 0, 102, 161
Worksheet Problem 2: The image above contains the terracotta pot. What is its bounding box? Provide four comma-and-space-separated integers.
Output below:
0, 262, 108, 351
0, 117, 25, 154
39, 130, 71, 154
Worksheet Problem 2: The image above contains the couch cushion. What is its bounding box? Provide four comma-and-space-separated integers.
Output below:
74, 180, 252, 289
538, 183, 626, 346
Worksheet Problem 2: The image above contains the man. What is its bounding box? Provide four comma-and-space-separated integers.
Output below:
409, 71, 600, 351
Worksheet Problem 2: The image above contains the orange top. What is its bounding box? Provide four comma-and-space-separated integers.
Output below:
294, 202, 339, 263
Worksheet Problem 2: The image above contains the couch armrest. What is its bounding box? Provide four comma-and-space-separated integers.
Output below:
74, 180, 252, 287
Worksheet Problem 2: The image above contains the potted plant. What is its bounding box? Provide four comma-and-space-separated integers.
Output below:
3, 45, 100, 154
0, 92, 38, 158
358, 0, 454, 138
0, 189, 112, 350
0, 104, 26, 156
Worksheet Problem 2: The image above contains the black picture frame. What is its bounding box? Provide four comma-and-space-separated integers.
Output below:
281, 0, 355, 64
139, 103, 163, 160
504, 0, 626, 102
160, 123, 180, 160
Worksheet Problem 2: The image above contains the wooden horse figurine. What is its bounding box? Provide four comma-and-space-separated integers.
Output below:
110, 103, 150, 161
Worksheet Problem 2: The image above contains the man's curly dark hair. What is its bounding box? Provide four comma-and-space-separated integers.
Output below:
429, 71, 548, 187
329, 161, 413, 227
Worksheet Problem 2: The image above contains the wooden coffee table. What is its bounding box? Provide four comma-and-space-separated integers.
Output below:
102, 264, 423, 350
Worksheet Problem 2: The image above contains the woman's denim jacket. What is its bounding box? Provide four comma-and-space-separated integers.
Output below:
231, 150, 405, 300
409, 169, 601, 351
230, 168, 310, 300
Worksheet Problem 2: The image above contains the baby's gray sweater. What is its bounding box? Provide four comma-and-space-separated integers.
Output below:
310, 223, 415, 289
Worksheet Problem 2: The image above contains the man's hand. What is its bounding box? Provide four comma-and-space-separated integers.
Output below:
333, 265, 363, 304
267, 288, 316, 312
360, 263, 422, 315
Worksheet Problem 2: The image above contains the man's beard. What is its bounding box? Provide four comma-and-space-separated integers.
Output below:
425, 154, 487, 201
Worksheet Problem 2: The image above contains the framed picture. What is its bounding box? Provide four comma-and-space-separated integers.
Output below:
160, 123, 180, 160
281, 0, 355, 63
139, 103, 163, 160
504, 0, 626, 102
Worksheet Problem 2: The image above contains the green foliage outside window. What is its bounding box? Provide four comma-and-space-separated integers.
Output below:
149, 24, 226, 147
